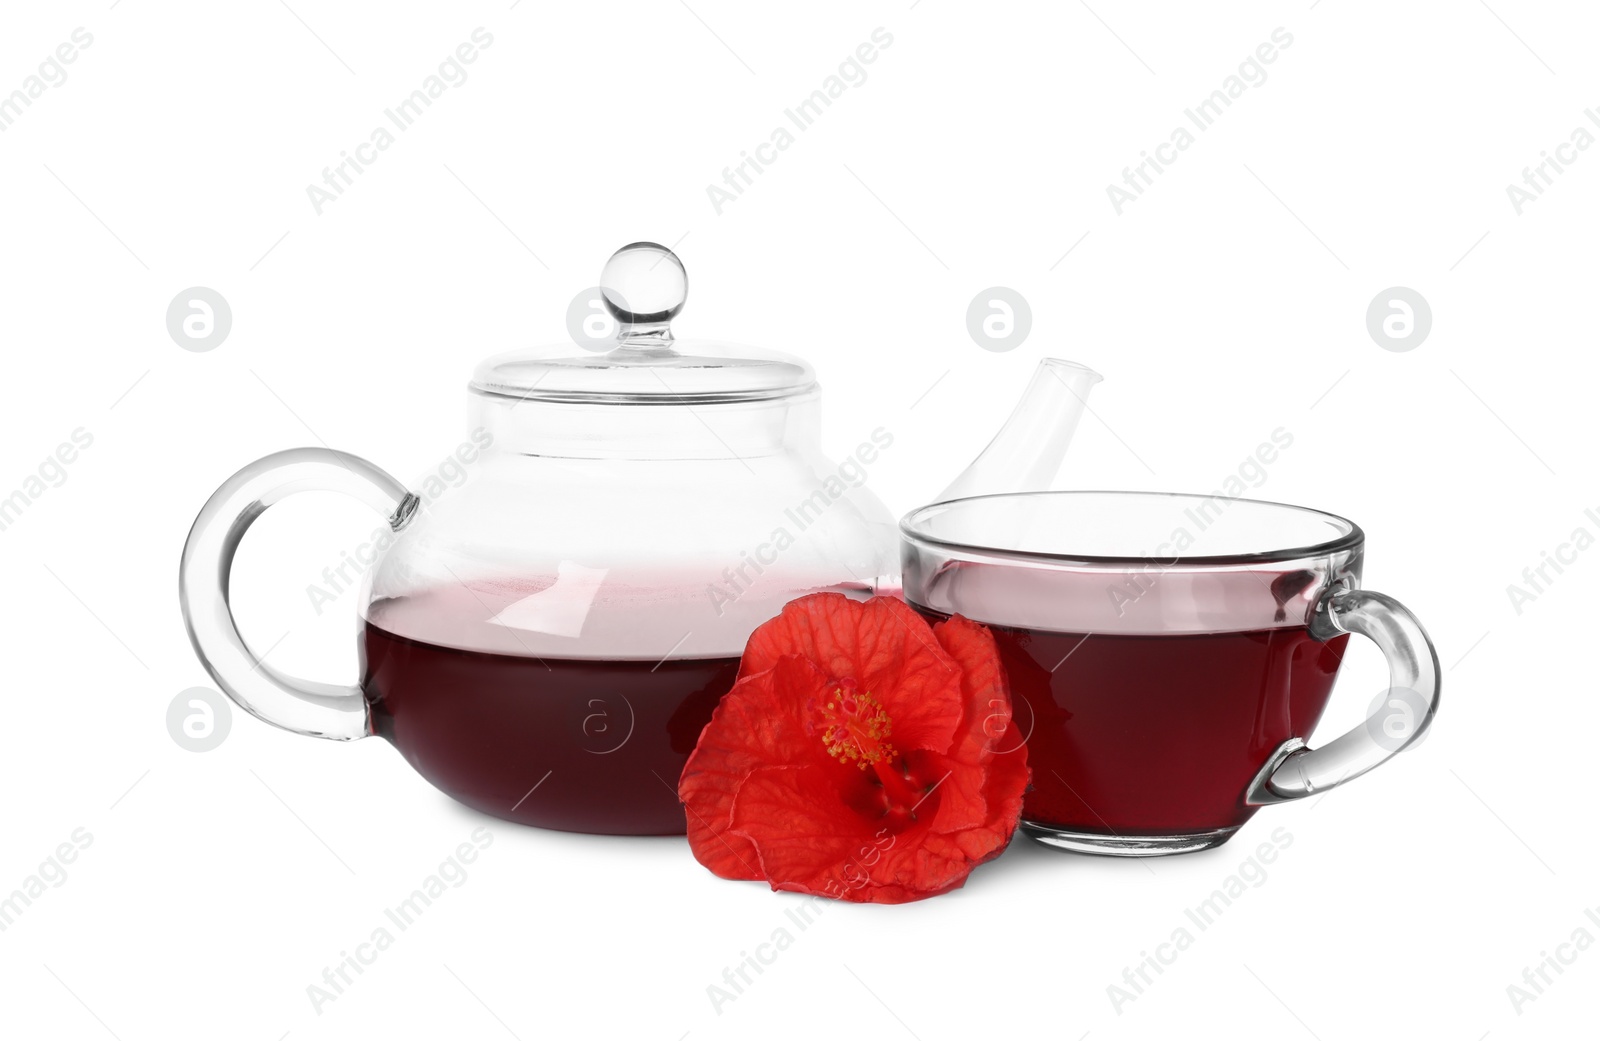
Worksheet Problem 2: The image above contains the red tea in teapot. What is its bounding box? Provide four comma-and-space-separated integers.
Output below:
364, 625, 738, 835
363, 584, 744, 835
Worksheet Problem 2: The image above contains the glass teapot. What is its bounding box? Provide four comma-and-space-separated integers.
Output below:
180, 242, 897, 835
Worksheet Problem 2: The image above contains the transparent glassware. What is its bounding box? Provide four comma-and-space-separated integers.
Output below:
180, 242, 897, 835
937, 358, 1101, 501
901, 363, 1440, 855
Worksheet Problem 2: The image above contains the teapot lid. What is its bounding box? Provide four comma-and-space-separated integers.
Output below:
470, 242, 815, 405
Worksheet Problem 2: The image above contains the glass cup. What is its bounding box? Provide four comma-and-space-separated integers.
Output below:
900, 491, 1440, 856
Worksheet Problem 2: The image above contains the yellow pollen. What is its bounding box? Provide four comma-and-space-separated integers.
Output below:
817, 685, 894, 768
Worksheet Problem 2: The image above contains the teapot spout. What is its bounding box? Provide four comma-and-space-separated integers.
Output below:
938, 359, 1103, 502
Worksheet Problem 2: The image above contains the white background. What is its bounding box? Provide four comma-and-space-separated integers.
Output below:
1, 1, 1594, 1037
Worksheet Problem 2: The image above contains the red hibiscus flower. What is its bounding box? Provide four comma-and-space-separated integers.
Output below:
678, 593, 1029, 904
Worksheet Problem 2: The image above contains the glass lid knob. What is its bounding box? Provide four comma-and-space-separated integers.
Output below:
600, 241, 687, 344
469, 239, 814, 402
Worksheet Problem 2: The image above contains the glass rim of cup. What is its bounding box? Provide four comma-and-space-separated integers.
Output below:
900, 490, 1365, 569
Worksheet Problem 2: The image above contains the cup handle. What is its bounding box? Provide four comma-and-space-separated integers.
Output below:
179, 448, 417, 741
1245, 587, 1440, 805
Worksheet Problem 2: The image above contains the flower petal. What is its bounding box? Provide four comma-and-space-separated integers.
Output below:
930, 614, 1030, 855
679, 596, 1030, 903
678, 655, 832, 880
934, 615, 1014, 763
729, 764, 974, 904
741, 593, 965, 754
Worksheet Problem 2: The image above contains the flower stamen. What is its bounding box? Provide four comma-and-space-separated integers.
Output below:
817, 678, 895, 769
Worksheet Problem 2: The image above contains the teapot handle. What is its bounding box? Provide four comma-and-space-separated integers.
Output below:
179, 449, 416, 740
